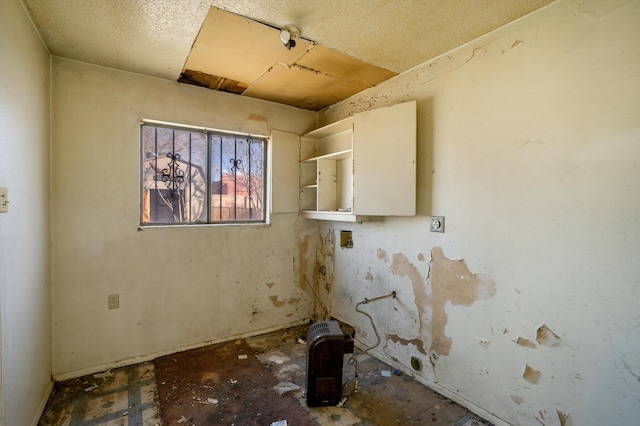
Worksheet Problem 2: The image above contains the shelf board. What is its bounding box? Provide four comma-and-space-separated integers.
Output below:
303, 117, 353, 139
301, 210, 371, 222
301, 149, 352, 163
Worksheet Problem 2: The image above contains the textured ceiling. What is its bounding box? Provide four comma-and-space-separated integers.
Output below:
23, 0, 554, 110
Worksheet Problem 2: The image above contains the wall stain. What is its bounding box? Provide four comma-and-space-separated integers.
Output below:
297, 235, 309, 290
366, 271, 374, 282
269, 295, 301, 308
386, 334, 427, 355
265, 282, 275, 289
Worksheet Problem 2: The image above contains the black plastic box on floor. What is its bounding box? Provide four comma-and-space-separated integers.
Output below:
305, 320, 354, 407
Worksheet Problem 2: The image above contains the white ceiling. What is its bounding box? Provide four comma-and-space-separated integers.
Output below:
23, 0, 554, 110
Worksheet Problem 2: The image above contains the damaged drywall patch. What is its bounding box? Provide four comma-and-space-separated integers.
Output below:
427, 247, 496, 355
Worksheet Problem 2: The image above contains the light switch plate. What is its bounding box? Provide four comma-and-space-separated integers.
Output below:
430, 216, 444, 233
0, 188, 8, 213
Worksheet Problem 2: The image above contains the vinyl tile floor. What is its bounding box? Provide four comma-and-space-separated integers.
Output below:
39, 324, 491, 426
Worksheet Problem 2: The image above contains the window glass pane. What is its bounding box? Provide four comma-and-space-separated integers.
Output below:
210, 136, 265, 222
141, 126, 207, 224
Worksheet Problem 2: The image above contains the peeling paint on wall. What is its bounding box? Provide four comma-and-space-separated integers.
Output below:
387, 247, 496, 357
377, 248, 389, 262
557, 409, 570, 426
523, 364, 541, 384
268, 295, 301, 308
427, 247, 496, 355
516, 337, 536, 348
536, 324, 562, 347
391, 253, 430, 353
386, 334, 427, 355
510, 395, 524, 405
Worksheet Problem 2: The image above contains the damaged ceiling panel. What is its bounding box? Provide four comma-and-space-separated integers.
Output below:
181, 7, 397, 110
24, 0, 556, 111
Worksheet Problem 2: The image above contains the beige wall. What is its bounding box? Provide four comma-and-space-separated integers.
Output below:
50, 58, 317, 378
0, 0, 53, 424
317, 0, 640, 425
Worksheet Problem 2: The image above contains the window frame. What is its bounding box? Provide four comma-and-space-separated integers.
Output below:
139, 119, 269, 227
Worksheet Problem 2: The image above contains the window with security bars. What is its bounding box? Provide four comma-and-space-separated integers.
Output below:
141, 122, 266, 225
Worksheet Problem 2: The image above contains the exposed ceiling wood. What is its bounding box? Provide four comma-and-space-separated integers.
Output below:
23, 0, 555, 111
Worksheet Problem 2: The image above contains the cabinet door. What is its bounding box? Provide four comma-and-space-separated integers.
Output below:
353, 101, 416, 216
271, 129, 300, 213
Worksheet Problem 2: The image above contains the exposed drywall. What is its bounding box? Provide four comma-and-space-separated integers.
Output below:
0, 0, 52, 424
319, 0, 640, 424
50, 58, 317, 378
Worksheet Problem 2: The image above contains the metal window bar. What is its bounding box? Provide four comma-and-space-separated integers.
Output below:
142, 122, 266, 225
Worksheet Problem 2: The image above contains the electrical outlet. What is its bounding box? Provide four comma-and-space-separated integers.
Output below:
430, 216, 445, 233
108, 294, 119, 309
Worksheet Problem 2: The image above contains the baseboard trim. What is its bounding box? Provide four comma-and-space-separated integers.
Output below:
53, 318, 310, 381
31, 378, 54, 426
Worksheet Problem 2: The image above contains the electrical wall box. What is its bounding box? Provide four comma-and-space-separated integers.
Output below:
300, 101, 416, 222
306, 320, 354, 407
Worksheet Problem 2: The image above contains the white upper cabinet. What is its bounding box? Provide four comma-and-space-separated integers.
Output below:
300, 101, 416, 221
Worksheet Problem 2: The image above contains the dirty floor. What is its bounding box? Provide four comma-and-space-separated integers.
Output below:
39, 324, 492, 426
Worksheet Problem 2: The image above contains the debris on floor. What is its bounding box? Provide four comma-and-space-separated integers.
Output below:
93, 369, 113, 379
39, 324, 493, 426
274, 381, 301, 395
